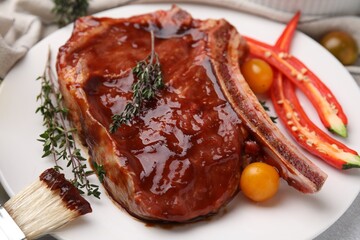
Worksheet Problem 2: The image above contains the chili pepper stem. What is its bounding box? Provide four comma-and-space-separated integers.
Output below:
329, 125, 347, 138
343, 155, 360, 169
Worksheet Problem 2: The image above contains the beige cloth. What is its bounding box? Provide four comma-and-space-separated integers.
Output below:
0, 12, 41, 78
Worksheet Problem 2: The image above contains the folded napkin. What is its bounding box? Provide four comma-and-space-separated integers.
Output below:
0, 10, 41, 79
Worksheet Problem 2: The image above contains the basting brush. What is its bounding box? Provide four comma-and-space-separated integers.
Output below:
0, 168, 92, 240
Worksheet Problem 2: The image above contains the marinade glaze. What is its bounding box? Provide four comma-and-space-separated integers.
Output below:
40, 168, 92, 215
57, 7, 247, 222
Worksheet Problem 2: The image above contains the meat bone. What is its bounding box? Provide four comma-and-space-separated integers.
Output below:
206, 21, 327, 193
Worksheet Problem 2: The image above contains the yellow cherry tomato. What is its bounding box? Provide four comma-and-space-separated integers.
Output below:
240, 162, 280, 202
320, 31, 358, 65
241, 58, 274, 94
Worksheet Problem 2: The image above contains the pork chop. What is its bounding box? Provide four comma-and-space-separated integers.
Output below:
56, 5, 326, 222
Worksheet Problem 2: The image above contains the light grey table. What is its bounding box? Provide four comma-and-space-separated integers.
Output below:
1, 182, 360, 240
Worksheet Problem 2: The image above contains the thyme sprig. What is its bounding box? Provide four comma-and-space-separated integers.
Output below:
36, 50, 104, 198
52, 0, 89, 27
260, 100, 278, 123
109, 30, 164, 133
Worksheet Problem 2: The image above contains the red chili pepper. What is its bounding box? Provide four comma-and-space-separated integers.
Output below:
275, 11, 300, 52
269, 12, 360, 169
272, 74, 360, 169
244, 35, 348, 137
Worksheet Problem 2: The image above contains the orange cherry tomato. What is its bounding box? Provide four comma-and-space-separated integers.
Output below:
240, 162, 280, 202
241, 58, 274, 94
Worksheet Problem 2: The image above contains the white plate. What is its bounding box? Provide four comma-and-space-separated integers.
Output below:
1, 3, 360, 240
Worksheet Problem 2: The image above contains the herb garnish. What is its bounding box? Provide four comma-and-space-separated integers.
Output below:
52, 0, 89, 27
36, 50, 103, 198
109, 30, 164, 133
260, 100, 278, 123
93, 161, 106, 183
270, 116, 278, 123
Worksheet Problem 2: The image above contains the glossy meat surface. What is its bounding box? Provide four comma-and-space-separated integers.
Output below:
57, 6, 246, 222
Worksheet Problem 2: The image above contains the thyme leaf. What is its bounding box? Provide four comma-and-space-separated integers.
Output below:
270, 116, 278, 123
109, 30, 164, 133
36, 49, 105, 198
52, 0, 89, 27
93, 161, 106, 183
260, 100, 270, 111
260, 100, 278, 123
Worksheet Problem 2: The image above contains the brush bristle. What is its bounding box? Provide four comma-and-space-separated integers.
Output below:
4, 169, 92, 239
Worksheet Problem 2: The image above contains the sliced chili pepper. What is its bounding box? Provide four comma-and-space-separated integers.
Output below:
274, 11, 300, 52
245, 37, 348, 137
271, 74, 360, 169
269, 12, 360, 169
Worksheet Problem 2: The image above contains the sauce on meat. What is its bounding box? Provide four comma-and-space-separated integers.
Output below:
57, 8, 245, 221
81, 19, 243, 198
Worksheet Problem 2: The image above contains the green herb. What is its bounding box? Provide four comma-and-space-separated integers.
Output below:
260, 100, 278, 123
270, 116, 278, 123
52, 0, 89, 27
109, 30, 164, 133
93, 161, 106, 183
260, 100, 270, 111
36, 50, 104, 198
